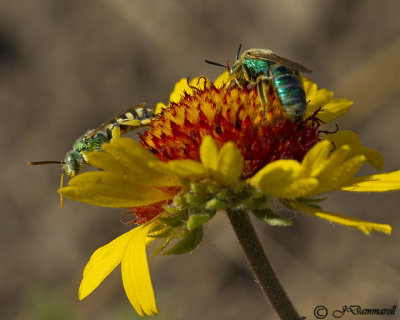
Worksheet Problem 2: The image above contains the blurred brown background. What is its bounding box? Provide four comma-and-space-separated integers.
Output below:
1, 1, 400, 319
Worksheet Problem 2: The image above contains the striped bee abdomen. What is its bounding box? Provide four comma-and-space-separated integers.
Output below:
271, 65, 306, 122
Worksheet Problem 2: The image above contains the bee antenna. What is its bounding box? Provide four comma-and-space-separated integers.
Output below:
235, 44, 242, 60
60, 172, 65, 209
204, 59, 228, 69
28, 160, 65, 165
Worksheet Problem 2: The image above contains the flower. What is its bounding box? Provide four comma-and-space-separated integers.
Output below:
59, 72, 400, 316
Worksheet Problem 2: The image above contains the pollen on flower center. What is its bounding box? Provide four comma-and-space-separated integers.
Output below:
141, 84, 321, 178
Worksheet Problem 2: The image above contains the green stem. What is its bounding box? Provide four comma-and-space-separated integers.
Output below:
226, 210, 301, 320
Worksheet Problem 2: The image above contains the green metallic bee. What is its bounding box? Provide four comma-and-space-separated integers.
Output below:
29, 103, 155, 207
206, 45, 312, 122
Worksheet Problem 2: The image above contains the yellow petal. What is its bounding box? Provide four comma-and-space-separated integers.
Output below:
149, 159, 208, 179
292, 202, 392, 235
59, 172, 173, 207
317, 99, 353, 122
121, 223, 158, 316
339, 170, 400, 192
214, 141, 243, 185
200, 135, 218, 170
305, 143, 351, 182
304, 78, 346, 120
169, 77, 209, 104
214, 71, 229, 89
169, 78, 190, 104
303, 78, 317, 98
301, 140, 333, 177
325, 130, 384, 171
308, 88, 334, 107
78, 228, 137, 300
303, 138, 370, 195
155, 102, 166, 115
251, 160, 318, 198
310, 154, 366, 195
303, 78, 334, 112
85, 150, 126, 173
103, 137, 159, 163
316, 144, 351, 174
87, 138, 180, 187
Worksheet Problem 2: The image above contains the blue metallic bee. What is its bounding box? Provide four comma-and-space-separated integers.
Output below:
29, 103, 155, 207
206, 46, 312, 122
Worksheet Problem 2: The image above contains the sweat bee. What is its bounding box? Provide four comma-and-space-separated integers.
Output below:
206, 45, 312, 122
29, 103, 155, 207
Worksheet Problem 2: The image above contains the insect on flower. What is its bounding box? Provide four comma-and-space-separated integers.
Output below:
29, 103, 155, 207
206, 45, 312, 122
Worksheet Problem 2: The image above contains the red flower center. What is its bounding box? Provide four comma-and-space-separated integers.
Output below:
141, 84, 321, 178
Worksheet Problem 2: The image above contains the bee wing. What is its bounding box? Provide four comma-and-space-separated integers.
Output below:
85, 102, 147, 139
247, 52, 312, 73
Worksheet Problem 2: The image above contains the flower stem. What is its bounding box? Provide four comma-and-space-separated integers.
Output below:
226, 210, 301, 320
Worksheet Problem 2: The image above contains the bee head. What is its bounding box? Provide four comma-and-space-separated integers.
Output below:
63, 151, 85, 177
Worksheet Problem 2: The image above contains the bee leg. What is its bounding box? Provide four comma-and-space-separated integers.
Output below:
60, 172, 65, 209
227, 78, 243, 90
255, 76, 272, 119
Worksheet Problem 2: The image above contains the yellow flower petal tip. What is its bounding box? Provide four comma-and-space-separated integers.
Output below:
326, 130, 385, 171
339, 170, 400, 192
303, 78, 354, 122
79, 224, 159, 316
293, 202, 392, 235
78, 228, 138, 300
169, 76, 209, 104
155, 102, 167, 115
213, 71, 229, 88
121, 223, 158, 316
317, 99, 353, 122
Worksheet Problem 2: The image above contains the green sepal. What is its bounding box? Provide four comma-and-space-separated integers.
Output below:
159, 215, 186, 227
205, 198, 227, 211
190, 182, 206, 194
148, 223, 165, 235
164, 205, 182, 216
296, 197, 327, 203
206, 180, 220, 194
280, 199, 295, 210
185, 193, 208, 206
295, 197, 326, 209
149, 227, 174, 239
232, 181, 246, 194
235, 196, 268, 211
215, 189, 230, 201
153, 237, 173, 257
253, 209, 293, 227
163, 226, 203, 255
187, 212, 215, 230
173, 194, 185, 207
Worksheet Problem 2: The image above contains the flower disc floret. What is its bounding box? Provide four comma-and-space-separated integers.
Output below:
141, 84, 321, 178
